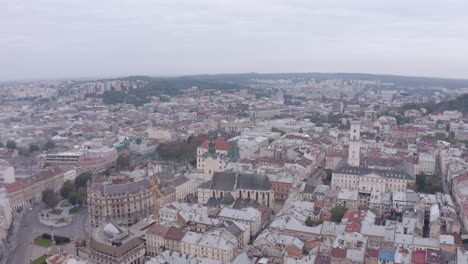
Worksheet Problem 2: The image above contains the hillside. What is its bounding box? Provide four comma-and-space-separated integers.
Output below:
401, 93, 468, 114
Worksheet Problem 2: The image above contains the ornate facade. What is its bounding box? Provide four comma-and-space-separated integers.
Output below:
88, 178, 155, 228
332, 122, 416, 199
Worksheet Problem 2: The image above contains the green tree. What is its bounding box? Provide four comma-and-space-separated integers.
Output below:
68, 192, 79, 205
6, 140, 16, 150
60, 180, 75, 199
434, 132, 447, 140
331, 205, 348, 223
77, 187, 87, 205
44, 140, 56, 150
305, 217, 323, 227
117, 155, 130, 170
29, 144, 40, 152
323, 169, 333, 185
75, 172, 92, 190
42, 189, 59, 208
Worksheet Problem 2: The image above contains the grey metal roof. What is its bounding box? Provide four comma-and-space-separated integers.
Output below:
334, 158, 415, 180
101, 178, 152, 195
208, 171, 272, 191
209, 172, 237, 191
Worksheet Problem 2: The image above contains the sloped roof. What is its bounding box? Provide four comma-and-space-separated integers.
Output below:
200, 139, 230, 151
207, 172, 272, 191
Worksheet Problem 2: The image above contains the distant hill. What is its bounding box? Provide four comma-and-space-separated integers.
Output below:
402, 93, 468, 114
101, 76, 247, 105
185, 72, 468, 89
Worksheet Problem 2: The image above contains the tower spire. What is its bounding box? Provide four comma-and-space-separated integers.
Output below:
348, 120, 361, 167
208, 135, 216, 155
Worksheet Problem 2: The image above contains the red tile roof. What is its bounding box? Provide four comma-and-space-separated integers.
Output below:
164, 226, 185, 241
146, 225, 169, 236
412, 250, 426, 264
366, 248, 379, 258
331, 248, 347, 259
4, 181, 22, 193
200, 139, 230, 151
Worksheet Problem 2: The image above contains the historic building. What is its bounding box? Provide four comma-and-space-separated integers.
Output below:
197, 137, 229, 180
76, 222, 145, 264
2, 167, 67, 209
197, 171, 275, 209
88, 178, 155, 228
45, 146, 118, 173
145, 225, 185, 256
332, 121, 416, 207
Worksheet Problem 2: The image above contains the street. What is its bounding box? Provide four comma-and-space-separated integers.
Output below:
1, 203, 89, 264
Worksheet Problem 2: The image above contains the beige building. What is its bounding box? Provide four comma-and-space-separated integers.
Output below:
332, 122, 416, 197
198, 172, 275, 209
217, 207, 261, 237
88, 178, 155, 228
3, 167, 66, 209
145, 225, 185, 256
76, 223, 145, 264
181, 231, 237, 264
197, 138, 228, 180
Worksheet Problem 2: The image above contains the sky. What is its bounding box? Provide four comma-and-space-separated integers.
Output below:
1, 0, 468, 81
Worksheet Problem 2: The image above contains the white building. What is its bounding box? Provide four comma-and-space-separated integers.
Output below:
181, 231, 237, 264
417, 152, 436, 175
332, 121, 416, 194
0, 188, 12, 250
0, 159, 15, 184
217, 207, 261, 236
129, 138, 156, 155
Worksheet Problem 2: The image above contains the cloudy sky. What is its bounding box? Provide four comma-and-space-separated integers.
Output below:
1, 0, 468, 80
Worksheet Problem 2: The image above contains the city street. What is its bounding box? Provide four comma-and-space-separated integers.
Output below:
1, 203, 89, 264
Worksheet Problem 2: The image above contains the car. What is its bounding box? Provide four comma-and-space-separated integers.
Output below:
28, 208, 33, 212
16, 207, 23, 213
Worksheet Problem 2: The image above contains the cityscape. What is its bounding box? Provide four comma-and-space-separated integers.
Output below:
1, 74, 468, 264
2, 1, 468, 264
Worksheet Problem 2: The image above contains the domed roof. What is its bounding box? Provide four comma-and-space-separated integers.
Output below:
103, 223, 121, 237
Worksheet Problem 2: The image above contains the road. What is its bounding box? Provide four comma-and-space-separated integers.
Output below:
1, 203, 89, 264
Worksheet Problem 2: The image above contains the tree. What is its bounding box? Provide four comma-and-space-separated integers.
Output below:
42, 189, 59, 208
117, 155, 130, 170
434, 132, 447, 141
75, 172, 92, 190
104, 167, 111, 177
68, 192, 79, 205
60, 180, 75, 199
6, 140, 16, 150
0, 142, 3, 148
29, 144, 40, 152
77, 187, 87, 205
331, 205, 348, 223
44, 140, 56, 151
323, 169, 333, 185
305, 217, 323, 227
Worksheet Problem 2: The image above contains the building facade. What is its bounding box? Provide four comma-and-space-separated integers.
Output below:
76, 223, 145, 264
198, 172, 275, 209
88, 178, 155, 228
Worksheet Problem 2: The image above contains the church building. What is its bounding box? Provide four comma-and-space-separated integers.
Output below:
197, 171, 275, 209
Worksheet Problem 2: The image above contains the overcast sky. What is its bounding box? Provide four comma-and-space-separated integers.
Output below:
1, 0, 468, 80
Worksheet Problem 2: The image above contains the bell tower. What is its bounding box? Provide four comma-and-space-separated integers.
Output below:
348, 120, 361, 167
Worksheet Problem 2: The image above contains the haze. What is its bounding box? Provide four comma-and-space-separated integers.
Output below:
1, 0, 468, 80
